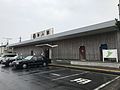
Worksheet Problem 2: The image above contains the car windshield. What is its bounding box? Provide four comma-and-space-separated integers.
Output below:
24, 56, 33, 60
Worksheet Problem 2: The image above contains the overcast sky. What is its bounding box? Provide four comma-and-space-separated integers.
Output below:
0, 0, 119, 44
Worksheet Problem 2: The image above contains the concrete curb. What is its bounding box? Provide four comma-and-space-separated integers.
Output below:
50, 64, 120, 75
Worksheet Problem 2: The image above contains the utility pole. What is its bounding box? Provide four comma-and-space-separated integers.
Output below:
3, 38, 12, 45
116, 0, 120, 30
19, 36, 22, 43
118, 0, 120, 20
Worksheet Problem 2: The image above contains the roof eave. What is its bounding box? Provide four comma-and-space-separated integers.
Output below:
8, 20, 117, 47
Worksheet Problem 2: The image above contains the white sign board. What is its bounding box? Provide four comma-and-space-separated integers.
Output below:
102, 49, 118, 62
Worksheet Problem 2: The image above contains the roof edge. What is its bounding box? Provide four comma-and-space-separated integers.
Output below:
8, 20, 116, 47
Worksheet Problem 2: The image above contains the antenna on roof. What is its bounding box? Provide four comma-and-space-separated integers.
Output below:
3, 37, 12, 45
19, 36, 22, 43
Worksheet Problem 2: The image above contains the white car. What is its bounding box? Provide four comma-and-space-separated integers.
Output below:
1, 55, 16, 66
0, 55, 5, 63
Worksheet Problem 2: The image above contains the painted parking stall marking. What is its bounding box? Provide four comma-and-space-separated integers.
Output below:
2, 65, 119, 90
52, 71, 88, 81
16, 68, 66, 76
48, 69, 117, 90
17, 68, 68, 81
52, 73, 80, 81
70, 78, 92, 85
50, 73, 61, 76
94, 76, 120, 90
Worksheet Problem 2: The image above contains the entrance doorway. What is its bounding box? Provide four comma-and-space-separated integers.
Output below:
31, 50, 33, 55
44, 49, 49, 59
79, 46, 86, 60
99, 44, 108, 60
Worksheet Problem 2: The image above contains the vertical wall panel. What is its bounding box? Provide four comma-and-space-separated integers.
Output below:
52, 31, 117, 61
13, 31, 118, 61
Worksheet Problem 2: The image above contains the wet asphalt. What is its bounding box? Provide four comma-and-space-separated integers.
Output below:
0, 65, 119, 90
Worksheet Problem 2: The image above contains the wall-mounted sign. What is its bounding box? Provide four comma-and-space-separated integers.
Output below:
31, 28, 54, 39
102, 49, 118, 62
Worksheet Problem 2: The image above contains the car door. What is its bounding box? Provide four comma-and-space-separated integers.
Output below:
32, 56, 38, 66
37, 56, 44, 65
27, 57, 35, 66
22, 56, 33, 67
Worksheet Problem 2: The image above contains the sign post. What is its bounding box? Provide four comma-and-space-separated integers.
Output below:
102, 49, 118, 62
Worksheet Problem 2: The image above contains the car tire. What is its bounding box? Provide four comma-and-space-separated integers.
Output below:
13, 65, 16, 69
22, 64, 27, 69
43, 62, 47, 67
9, 62, 12, 66
5, 64, 9, 67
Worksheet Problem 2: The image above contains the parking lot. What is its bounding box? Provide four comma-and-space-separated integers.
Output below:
0, 65, 119, 90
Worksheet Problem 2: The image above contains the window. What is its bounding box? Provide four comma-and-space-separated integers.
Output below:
38, 56, 43, 60
37, 33, 39, 37
31, 50, 33, 55
33, 34, 36, 39
33, 57, 37, 60
46, 30, 50, 35
41, 32, 44, 36
25, 56, 33, 60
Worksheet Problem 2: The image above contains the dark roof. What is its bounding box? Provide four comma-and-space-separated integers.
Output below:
8, 20, 117, 47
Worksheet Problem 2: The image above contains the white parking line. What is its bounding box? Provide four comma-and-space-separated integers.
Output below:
35, 69, 66, 75
52, 72, 88, 81
50, 73, 61, 76
94, 76, 120, 90
18, 68, 66, 76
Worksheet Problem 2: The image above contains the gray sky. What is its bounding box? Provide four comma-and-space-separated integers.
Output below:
0, 0, 119, 44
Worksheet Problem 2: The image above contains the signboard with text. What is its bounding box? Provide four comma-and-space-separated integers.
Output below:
102, 49, 118, 62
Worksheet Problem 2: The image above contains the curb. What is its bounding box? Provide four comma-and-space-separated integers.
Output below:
50, 64, 120, 75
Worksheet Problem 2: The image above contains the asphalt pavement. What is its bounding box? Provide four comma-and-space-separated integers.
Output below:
0, 65, 119, 90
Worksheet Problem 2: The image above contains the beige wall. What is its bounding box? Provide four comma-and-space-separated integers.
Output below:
13, 31, 118, 61
0, 47, 5, 55
14, 45, 43, 56
52, 31, 117, 61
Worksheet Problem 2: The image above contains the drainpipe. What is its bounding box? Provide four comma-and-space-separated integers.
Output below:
49, 48, 52, 59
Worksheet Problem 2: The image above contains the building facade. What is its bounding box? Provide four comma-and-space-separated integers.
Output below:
8, 20, 120, 62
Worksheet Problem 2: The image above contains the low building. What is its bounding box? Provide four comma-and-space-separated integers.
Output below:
8, 20, 120, 63
0, 45, 15, 56
0, 45, 7, 55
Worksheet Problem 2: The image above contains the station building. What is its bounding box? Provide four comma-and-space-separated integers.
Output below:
8, 20, 120, 63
